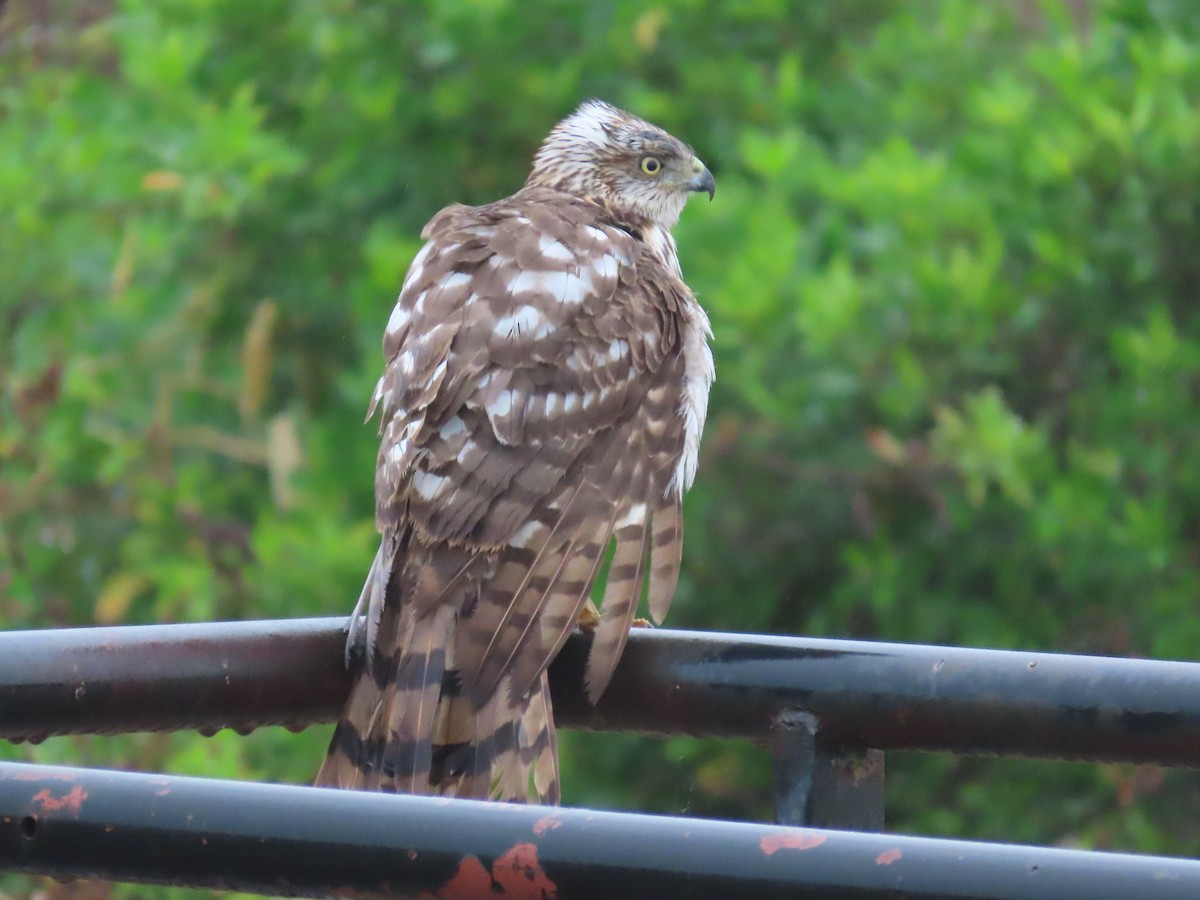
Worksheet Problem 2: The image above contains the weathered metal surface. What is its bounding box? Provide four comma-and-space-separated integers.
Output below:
772, 710, 885, 831
3, 761, 1199, 900
3, 619, 1200, 766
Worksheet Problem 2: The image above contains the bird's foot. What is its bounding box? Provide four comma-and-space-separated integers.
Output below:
577, 600, 601, 630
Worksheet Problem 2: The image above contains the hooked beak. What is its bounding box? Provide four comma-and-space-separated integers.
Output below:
686, 157, 715, 200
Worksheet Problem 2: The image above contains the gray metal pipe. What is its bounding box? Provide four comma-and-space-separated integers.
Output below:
3, 761, 1199, 899
2, 619, 1200, 765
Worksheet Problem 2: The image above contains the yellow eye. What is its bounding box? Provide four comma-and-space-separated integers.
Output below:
640, 156, 662, 175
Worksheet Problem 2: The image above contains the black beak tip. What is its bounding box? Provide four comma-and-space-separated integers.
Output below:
690, 169, 716, 201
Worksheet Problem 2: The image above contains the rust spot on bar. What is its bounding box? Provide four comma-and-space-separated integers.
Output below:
31, 785, 88, 817
533, 814, 563, 836
760, 831, 827, 855
422, 843, 557, 899
875, 848, 902, 865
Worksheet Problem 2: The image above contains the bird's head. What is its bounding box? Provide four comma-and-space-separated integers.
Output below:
527, 99, 714, 227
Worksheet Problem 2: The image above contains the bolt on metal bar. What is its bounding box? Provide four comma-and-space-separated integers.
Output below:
3, 761, 1200, 900
3, 619, 1200, 767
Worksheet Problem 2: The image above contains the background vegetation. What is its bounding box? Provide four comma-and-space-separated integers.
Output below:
4, 0, 1200, 895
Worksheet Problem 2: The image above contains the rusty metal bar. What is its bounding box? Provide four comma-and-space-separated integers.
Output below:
3, 619, 1200, 767
3, 761, 1200, 899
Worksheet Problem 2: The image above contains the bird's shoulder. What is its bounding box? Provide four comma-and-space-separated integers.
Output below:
419, 187, 681, 282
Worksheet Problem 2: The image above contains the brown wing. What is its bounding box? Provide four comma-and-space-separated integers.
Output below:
367, 186, 690, 708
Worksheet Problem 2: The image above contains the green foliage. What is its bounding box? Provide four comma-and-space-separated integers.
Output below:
5, 0, 1200, 895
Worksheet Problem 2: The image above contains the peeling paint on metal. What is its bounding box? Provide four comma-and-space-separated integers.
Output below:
875, 848, 902, 865
760, 831, 828, 855
8, 769, 76, 783
533, 814, 563, 836
31, 785, 88, 817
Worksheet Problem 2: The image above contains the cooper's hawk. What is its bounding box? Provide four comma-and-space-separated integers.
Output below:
316, 100, 715, 803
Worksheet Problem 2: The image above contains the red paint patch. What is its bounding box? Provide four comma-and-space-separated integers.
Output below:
875, 848, 902, 865
493, 843, 557, 898
156, 788, 170, 796
31, 785, 88, 818
421, 843, 557, 899
760, 831, 828, 855
533, 815, 563, 836
421, 856, 493, 900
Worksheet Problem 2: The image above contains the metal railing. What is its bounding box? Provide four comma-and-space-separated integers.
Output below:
3, 618, 1200, 897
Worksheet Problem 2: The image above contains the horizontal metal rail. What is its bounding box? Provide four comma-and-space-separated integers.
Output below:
2, 618, 1200, 765
2, 761, 1199, 900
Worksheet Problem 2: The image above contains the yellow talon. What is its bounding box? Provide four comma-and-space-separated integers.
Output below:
577, 600, 601, 629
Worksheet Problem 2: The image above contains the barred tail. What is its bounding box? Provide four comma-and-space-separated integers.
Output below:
316, 578, 559, 802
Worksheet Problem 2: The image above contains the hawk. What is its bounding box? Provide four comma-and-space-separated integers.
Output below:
316, 100, 715, 803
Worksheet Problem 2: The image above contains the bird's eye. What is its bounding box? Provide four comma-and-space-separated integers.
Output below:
640, 156, 662, 175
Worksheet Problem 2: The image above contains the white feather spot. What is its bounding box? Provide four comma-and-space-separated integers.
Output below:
439, 416, 467, 440
434, 271, 472, 299
488, 390, 513, 419
412, 471, 449, 501
538, 235, 575, 264
668, 303, 716, 499
617, 502, 647, 529
400, 243, 434, 292
584, 226, 611, 250
564, 393, 580, 415
385, 303, 411, 337
494, 305, 542, 339
387, 439, 408, 464
428, 357, 448, 386
396, 351, 416, 376
508, 269, 554, 298
594, 253, 618, 282
539, 270, 576, 303
545, 392, 560, 417
511, 520, 542, 548
608, 339, 628, 362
